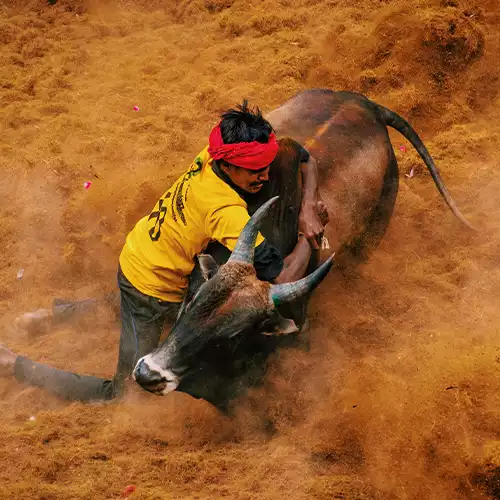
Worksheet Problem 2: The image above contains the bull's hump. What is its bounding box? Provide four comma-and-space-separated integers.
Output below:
304, 103, 368, 150
267, 93, 373, 148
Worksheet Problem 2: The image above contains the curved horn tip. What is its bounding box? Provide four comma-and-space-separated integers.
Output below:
269, 252, 336, 306
258, 195, 279, 211
318, 252, 335, 269
227, 196, 281, 264
255, 195, 279, 215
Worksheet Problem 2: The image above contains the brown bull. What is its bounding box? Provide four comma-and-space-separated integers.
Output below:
266, 89, 473, 261
133, 89, 471, 412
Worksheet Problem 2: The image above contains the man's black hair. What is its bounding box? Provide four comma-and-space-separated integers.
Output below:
220, 100, 274, 144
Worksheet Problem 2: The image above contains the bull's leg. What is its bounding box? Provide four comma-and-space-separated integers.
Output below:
340, 149, 399, 267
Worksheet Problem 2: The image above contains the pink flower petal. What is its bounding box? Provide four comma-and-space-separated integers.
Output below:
122, 485, 136, 497
84, 181, 92, 190
133, 106, 140, 111
405, 167, 415, 179
399, 144, 407, 153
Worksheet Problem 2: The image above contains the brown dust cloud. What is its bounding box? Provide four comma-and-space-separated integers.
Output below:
1, 0, 500, 498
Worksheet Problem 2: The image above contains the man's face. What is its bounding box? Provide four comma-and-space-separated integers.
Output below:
221, 162, 270, 194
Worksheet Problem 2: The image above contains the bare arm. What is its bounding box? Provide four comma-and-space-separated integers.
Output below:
300, 154, 319, 206
273, 234, 311, 284
273, 154, 330, 284
299, 155, 328, 249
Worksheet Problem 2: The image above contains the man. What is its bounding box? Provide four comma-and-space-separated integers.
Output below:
0, 101, 328, 403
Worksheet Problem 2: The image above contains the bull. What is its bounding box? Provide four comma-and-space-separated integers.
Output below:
134, 89, 472, 412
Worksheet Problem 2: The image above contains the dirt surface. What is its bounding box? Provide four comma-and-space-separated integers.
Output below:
1, 0, 500, 498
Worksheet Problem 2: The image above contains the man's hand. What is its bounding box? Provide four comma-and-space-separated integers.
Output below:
299, 199, 329, 250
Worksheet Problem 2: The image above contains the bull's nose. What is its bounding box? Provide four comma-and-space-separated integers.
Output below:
134, 359, 167, 394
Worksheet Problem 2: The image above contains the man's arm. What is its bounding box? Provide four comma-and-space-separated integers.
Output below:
299, 155, 329, 249
272, 234, 311, 284
271, 152, 330, 284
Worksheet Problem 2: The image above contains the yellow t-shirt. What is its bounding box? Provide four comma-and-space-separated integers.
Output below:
119, 147, 265, 302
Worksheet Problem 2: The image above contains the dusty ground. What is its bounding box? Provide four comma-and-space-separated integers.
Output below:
1, 0, 500, 498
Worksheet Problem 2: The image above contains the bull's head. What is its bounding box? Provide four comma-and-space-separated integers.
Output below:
133, 197, 334, 395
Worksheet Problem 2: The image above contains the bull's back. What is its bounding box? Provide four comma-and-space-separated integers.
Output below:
266, 89, 395, 252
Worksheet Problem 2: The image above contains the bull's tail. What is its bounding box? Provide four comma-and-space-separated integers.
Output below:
376, 103, 475, 230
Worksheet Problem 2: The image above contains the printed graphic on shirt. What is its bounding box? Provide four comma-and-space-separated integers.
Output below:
147, 156, 203, 241
148, 192, 170, 241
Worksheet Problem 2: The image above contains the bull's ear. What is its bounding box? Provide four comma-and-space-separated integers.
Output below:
260, 316, 299, 336
198, 254, 219, 281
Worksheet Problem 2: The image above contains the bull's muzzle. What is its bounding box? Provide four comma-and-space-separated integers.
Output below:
133, 357, 179, 395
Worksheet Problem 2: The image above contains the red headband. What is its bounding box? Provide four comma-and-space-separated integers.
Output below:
207, 123, 279, 170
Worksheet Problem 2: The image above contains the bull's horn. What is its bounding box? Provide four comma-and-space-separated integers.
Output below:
269, 253, 335, 306
228, 196, 279, 264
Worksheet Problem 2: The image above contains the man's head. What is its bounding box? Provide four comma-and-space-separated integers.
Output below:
208, 100, 278, 194
219, 162, 270, 194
